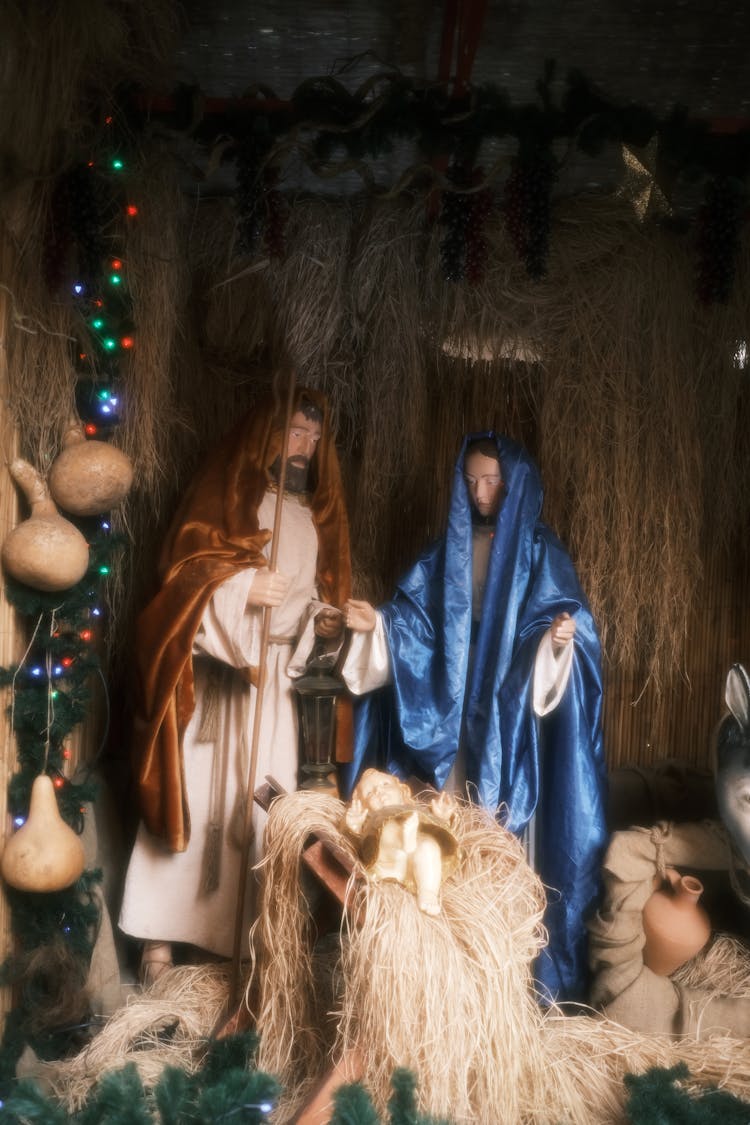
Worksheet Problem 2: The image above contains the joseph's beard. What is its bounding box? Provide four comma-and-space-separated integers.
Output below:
270, 455, 310, 493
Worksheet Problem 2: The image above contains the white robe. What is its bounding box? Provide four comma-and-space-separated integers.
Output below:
119, 490, 319, 957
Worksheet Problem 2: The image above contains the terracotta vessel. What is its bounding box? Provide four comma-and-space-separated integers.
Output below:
642, 867, 711, 976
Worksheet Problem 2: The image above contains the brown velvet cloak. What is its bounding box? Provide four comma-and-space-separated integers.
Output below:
133, 386, 352, 852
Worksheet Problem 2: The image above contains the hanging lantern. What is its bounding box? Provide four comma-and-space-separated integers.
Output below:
292, 649, 344, 791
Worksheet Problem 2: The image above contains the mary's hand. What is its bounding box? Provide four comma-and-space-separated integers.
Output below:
550, 612, 576, 651
344, 599, 377, 633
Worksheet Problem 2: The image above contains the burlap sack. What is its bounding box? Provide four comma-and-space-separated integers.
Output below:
588, 819, 750, 1037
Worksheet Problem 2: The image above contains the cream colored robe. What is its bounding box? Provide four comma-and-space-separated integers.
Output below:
119, 491, 319, 957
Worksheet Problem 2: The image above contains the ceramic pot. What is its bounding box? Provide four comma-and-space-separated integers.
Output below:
642, 867, 711, 976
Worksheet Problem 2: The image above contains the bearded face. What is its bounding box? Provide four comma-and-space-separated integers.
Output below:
269, 408, 322, 493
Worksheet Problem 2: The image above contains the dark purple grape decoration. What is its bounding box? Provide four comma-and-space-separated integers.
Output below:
235, 131, 270, 256
695, 175, 745, 305
503, 146, 557, 280
263, 166, 289, 260
440, 162, 473, 283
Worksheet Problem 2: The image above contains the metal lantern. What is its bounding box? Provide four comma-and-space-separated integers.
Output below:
293, 648, 345, 790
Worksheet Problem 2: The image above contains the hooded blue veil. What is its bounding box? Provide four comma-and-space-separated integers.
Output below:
346, 433, 608, 1003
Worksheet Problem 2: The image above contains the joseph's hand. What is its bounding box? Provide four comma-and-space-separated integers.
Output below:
314, 608, 344, 640
246, 569, 291, 608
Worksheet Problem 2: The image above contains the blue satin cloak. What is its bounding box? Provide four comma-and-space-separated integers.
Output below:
345, 433, 608, 1003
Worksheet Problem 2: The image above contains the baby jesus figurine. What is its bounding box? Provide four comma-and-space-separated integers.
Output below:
343, 769, 461, 915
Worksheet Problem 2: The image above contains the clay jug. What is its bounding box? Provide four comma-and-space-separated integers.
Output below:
642, 867, 711, 976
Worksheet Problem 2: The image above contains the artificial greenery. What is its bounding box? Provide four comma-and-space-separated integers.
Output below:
0, 132, 132, 1093
329, 1068, 454, 1125
130, 65, 750, 199
0, 1031, 280, 1124
0, 530, 121, 1096
126, 63, 750, 292
624, 1064, 750, 1123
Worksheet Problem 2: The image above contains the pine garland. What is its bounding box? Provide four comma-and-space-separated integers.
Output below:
1, 1032, 280, 1124
624, 1063, 750, 1123
0, 530, 120, 1093
0, 117, 133, 1092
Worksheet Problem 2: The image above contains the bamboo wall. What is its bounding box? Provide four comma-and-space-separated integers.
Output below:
602, 547, 750, 771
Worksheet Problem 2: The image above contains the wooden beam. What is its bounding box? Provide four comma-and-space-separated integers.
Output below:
0, 247, 20, 1033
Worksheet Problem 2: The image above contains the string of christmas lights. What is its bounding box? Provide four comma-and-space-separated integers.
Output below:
0, 112, 136, 1091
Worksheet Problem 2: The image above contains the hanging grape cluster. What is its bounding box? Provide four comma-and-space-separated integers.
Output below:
695, 174, 745, 304
263, 165, 289, 259
66, 165, 105, 290
503, 146, 558, 280
465, 186, 494, 285
235, 130, 272, 256
44, 166, 103, 294
439, 163, 473, 282
43, 177, 72, 294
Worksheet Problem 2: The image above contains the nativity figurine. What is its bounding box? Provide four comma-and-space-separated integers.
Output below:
343, 768, 460, 915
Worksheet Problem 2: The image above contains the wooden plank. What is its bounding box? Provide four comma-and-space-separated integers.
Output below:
0, 271, 20, 1033
301, 838, 353, 907
291, 1046, 364, 1125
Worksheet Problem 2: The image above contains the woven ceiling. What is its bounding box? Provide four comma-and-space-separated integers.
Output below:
175, 0, 750, 117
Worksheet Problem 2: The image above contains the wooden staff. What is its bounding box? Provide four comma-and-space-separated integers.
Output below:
229, 371, 297, 1007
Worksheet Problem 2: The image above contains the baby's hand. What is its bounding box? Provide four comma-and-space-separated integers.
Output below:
345, 796, 367, 835
430, 790, 458, 823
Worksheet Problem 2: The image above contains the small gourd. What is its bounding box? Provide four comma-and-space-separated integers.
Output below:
2, 458, 89, 591
48, 417, 133, 516
1, 774, 86, 892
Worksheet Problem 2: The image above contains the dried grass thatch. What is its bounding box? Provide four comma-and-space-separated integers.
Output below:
1, 0, 750, 774
25, 794, 750, 1122
111, 175, 750, 681
672, 931, 750, 997
24, 963, 228, 1113
249, 790, 750, 1124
